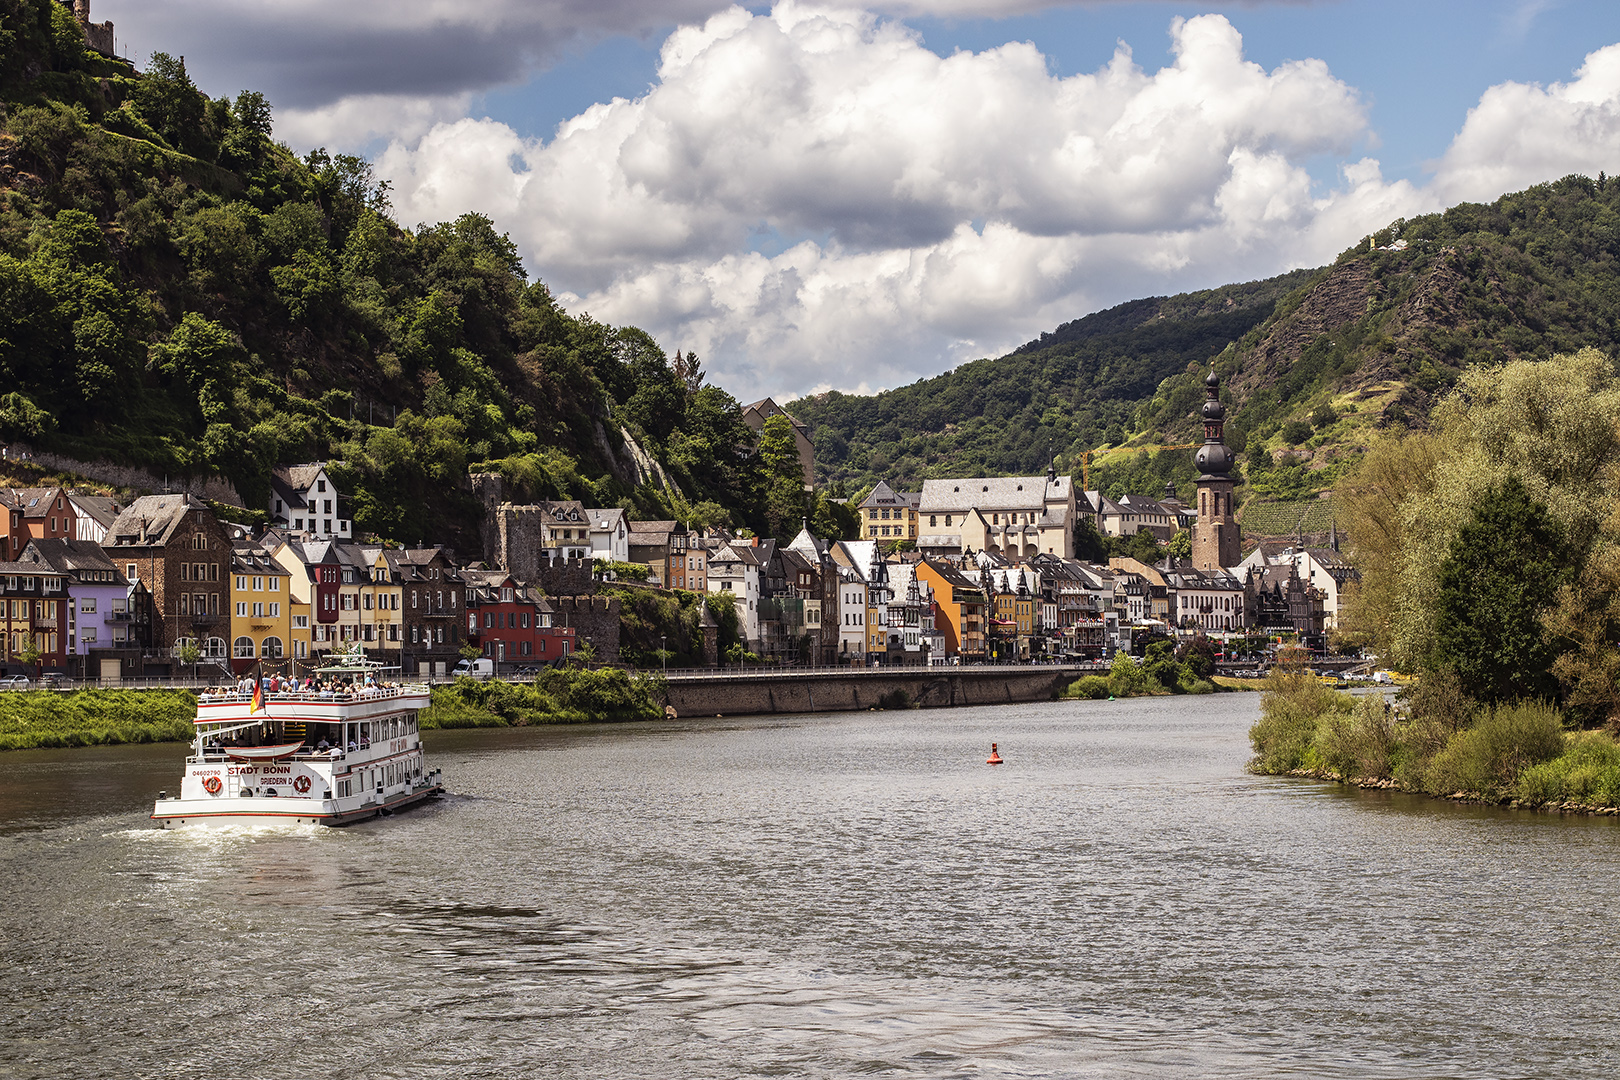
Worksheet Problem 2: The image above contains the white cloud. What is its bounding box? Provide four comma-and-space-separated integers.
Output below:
368, 5, 1620, 401
1433, 42, 1620, 203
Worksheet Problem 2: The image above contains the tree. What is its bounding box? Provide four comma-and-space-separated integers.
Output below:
1164, 529, 1191, 560
1073, 515, 1108, 561
1432, 477, 1571, 705
759, 413, 805, 538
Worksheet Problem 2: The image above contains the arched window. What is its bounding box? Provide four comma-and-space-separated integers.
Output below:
261, 637, 284, 659
234, 637, 255, 659
205, 636, 228, 658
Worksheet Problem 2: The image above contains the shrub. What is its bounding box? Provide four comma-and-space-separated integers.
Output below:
1108, 652, 1158, 698
1315, 694, 1398, 780
1424, 701, 1566, 799
1066, 675, 1110, 699
1514, 732, 1620, 807
1248, 667, 1354, 774
0, 689, 197, 750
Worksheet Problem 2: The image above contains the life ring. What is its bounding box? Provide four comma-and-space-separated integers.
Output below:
293, 775, 312, 794
202, 775, 223, 795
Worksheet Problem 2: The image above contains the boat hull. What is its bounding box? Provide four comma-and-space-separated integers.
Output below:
152, 775, 444, 828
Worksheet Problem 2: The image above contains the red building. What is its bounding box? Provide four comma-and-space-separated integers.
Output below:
463, 571, 575, 666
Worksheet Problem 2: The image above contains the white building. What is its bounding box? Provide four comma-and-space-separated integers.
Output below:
269, 463, 351, 539
586, 508, 629, 564
1235, 540, 1359, 629
917, 472, 1076, 559
708, 541, 763, 651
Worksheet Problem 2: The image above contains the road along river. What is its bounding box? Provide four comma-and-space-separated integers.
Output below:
2, 694, 1618, 1078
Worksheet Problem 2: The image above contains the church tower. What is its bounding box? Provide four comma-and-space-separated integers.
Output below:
1192, 367, 1241, 570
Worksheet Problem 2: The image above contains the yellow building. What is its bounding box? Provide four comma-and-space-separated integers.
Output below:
331, 546, 403, 658
289, 596, 312, 663
859, 480, 920, 544
229, 538, 293, 676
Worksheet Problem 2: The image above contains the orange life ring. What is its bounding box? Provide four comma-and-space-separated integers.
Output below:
293, 775, 312, 794
202, 775, 223, 795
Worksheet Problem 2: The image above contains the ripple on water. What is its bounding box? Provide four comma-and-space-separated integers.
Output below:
4, 696, 1620, 1078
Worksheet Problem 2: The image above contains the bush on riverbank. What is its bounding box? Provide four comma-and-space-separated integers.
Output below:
1065, 675, 1111, 699
0, 690, 197, 750
421, 669, 666, 728
1248, 670, 1620, 809
1063, 648, 1215, 700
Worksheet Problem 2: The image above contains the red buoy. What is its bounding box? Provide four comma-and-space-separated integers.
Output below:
986, 743, 1003, 765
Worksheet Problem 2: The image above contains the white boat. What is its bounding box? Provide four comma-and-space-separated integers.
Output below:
151, 655, 444, 828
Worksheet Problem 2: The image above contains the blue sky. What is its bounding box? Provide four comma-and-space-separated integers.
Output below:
478, 1, 1620, 191
101, 1, 1620, 399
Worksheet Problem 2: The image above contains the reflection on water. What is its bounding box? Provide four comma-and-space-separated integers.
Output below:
3, 696, 1620, 1078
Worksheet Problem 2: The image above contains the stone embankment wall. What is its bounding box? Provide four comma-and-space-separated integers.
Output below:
662, 667, 1083, 717
1, 444, 243, 505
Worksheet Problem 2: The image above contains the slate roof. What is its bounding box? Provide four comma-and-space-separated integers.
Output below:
18, 538, 127, 584
920, 475, 1071, 513
105, 495, 209, 547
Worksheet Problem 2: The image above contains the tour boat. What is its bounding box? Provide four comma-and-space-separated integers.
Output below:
151, 654, 444, 828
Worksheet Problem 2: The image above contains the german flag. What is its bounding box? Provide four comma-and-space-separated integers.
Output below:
249, 680, 264, 714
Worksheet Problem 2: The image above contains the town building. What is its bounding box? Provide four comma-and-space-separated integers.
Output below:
66, 493, 122, 544
1236, 536, 1359, 630
628, 520, 704, 590
228, 535, 295, 674
708, 540, 764, 651
918, 469, 1076, 559
859, 481, 920, 544
385, 547, 466, 677
1162, 564, 1248, 632
102, 495, 234, 662
915, 558, 988, 662
586, 508, 630, 564
268, 463, 352, 540
18, 538, 134, 678
0, 560, 71, 676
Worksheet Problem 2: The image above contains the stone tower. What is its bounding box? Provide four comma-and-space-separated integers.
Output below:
1192, 367, 1241, 570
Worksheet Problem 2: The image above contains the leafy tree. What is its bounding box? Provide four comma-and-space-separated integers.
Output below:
1072, 515, 1108, 561
1164, 529, 1191, 559
1432, 477, 1571, 705
759, 413, 805, 538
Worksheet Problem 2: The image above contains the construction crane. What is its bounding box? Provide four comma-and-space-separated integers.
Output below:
1080, 444, 1199, 492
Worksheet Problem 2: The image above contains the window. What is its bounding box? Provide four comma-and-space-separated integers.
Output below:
126, 563, 137, 581
253, 602, 265, 618
252, 576, 263, 592
82, 627, 96, 643
262, 636, 283, 658
411, 590, 418, 609
80, 598, 96, 613
411, 626, 419, 643
235, 575, 246, 591
236, 602, 248, 617
269, 577, 279, 592
521, 612, 530, 629
234, 636, 255, 658
317, 479, 326, 493
363, 593, 373, 611
323, 500, 332, 514
181, 563, 190, 582
270, 603, 280, 617
293, 614, 308, 629
295, 641, 307, 659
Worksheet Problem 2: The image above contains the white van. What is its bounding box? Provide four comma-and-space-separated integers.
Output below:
453, 658, 496, 680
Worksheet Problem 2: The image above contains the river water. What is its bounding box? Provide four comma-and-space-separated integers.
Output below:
2, 694, 1618, 1079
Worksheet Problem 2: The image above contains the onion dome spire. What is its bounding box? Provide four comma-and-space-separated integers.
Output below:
1194, 366, 1236, 478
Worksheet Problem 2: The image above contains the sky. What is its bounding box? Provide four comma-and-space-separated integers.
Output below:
99, 1, 1620, 402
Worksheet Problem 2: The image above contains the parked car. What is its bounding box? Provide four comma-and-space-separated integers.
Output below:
37, 673, 69, 688
0, 674, 31, 689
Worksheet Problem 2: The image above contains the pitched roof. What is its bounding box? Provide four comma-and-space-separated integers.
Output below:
67, 494, 123, 529
272, 463, 328, 491
18, 538, 126, 582
10, 486, 63, 519
920, 475, 1071, 513
104, 495, 211, 547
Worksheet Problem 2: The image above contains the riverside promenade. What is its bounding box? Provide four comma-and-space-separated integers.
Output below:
661, 663, 1099, 718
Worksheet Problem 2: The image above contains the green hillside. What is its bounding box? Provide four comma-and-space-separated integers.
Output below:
0, 0, 765, 548
796, 175, 1620, 508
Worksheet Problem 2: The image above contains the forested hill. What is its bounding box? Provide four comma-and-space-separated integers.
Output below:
800, 173, 1620, 503
0, 0, 765, 551
793, 271, 1312, 492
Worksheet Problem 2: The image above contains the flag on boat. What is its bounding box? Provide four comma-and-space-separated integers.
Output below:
250, 680, 264, 714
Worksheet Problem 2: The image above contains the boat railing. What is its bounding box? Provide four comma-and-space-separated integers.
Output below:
188, 745, 360, 765
197, 683, 431, 707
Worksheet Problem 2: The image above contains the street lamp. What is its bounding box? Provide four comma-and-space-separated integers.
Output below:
661, 634, 667, 676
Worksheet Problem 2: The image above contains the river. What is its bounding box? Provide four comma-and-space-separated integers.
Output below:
2, 694, 1618, 1079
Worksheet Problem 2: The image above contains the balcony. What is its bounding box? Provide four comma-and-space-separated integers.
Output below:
34, 617, 58, 629
188, 613, 222, 627
106, 611, 133, 622
421, 608, 458, 619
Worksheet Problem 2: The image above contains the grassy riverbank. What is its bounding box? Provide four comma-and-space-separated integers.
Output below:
1064, 648, 1217, 700
419, 670, 667, 728
0, 690, 198, 750
0, 669, 670, 751
1249, 668, 1620, 813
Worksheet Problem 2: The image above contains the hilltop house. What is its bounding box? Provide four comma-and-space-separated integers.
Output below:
268, 463, 352, 540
